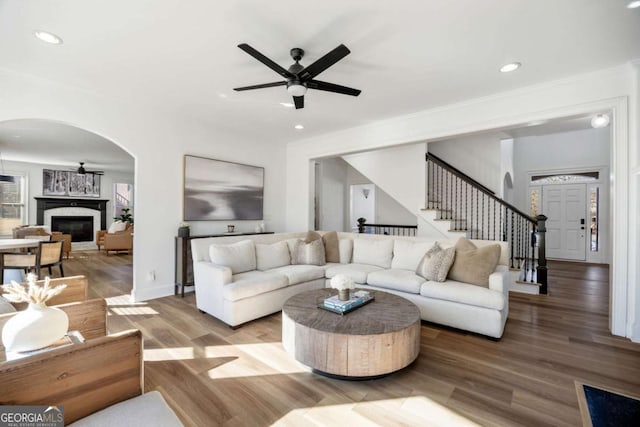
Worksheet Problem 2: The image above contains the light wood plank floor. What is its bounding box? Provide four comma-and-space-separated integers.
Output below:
64, 253, 640, 426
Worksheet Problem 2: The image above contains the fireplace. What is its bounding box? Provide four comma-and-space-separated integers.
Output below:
52, 216, 94, 242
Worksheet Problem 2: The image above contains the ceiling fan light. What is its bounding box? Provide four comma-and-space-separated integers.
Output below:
591, 114, 610, 128
287, 83, 307, 97
627, 1, 640, 9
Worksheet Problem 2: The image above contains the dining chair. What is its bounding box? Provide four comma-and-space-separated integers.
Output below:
0, 240, 64, 283
24, 234, 51, 241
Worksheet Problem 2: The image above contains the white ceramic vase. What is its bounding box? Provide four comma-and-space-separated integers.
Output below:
1, 303, 69, 352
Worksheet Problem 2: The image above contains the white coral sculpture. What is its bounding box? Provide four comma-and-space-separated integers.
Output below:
1, 274, 67, 305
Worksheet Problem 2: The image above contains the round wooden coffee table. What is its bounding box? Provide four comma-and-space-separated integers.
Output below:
282, 288, 421, 378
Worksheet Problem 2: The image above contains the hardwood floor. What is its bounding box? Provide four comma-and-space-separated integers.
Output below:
64, 253, 640, 426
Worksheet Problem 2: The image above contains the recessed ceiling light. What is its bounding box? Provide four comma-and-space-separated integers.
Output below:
294, 124, 304, 130
500, 62, 521, 73
34, 30, 63, 45
627, 1, 640, 9
591, 114, 610, 128
280, 102, 295, 108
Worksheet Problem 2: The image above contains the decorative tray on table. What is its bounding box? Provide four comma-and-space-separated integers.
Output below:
317, 290, 374, 315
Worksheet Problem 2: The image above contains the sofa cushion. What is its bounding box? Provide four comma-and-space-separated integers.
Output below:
391, 239, 433, 271
367, 269, 425, 294
209, 240, 256, 274
322, 231, 340, 263
291, 239, 326, 266
416, 242, 456, 282
255, 241, 290, 271
420, 280, 505, 310
448, 238, 500, 287
69, 391, 182, 427
223, 271, 288, 301
352, 238, 394, 268
325, 263, 383, 284
339, 239, 353, 264
267, 264, 326, 285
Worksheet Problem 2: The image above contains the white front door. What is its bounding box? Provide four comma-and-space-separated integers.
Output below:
543, 183, 587, 260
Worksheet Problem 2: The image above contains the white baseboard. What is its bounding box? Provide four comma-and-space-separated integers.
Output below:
131, 283, 174, 302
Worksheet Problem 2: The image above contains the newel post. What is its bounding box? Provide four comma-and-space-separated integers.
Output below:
357, 217, 366, 234
536, 214, 548, 294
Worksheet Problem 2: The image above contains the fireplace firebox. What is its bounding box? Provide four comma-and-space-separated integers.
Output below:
51, 216, 94, 242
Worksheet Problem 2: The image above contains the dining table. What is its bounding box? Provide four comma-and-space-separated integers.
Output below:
0, 239, 41, 283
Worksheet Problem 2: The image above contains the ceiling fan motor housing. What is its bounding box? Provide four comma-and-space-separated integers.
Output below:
290, 47, 304, 62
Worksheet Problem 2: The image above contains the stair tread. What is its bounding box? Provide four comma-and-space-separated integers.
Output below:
433, 218, 466, 222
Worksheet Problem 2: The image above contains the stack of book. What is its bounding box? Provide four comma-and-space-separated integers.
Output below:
323, 290, 373, 314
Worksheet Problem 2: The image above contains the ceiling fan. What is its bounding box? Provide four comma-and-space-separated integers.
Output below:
75, 162, 104, 175
233, 43, 361, 109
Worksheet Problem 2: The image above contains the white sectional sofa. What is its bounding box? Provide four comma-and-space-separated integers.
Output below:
191, 232, 509, 338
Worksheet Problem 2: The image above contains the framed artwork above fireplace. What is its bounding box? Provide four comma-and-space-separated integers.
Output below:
42, 169, 101, 198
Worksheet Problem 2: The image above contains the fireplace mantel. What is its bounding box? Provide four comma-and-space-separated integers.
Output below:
35, 197, 109, 230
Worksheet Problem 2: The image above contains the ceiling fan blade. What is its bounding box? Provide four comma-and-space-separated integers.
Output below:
233, 81, 287, 91
237, 44, 293, 79
307, 80, 361, 96
293, 96, 304, 109
298, 44, 351, 81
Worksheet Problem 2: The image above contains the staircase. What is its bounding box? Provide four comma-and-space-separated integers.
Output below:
424, 153, 548, 294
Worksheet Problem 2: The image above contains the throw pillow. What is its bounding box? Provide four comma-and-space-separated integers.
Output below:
291, 238, 326, 266
209, 240, 256, 274
255, 241, 291, 271
108, 220, 127, 234
322, 231, 340, 263
352, 238, 394, 268
338, 238, 353, 264
447, 238, 501, 287
391, 239, 434, 271
305, 230, 322, 243
416, 242, 456, 282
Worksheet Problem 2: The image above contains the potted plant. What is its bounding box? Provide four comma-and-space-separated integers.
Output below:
114, 208, 134, 225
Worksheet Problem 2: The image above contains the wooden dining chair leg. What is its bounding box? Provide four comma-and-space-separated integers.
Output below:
59, 264, 64, 277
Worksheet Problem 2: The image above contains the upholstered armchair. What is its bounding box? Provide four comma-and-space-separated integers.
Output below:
96, 223, 133, 253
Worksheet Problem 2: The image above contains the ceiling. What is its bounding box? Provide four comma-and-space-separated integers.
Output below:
0, 0, 638, 169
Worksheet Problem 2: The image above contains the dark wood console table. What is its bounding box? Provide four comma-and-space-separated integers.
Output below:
174, 232, 274, 297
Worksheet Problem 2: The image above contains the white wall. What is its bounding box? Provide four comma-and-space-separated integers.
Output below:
316, 158, 348, 231
316, 157, 416, 232
285, 63, 636, 340
428, 132, 506, 194
342, 143, 426, 216
3, 159, 134, 228
0, 67, 287, 301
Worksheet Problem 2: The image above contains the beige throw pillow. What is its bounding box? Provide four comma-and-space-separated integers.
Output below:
447, 238, 501, 287
322, 231, 340, 263
417, 242, 456, 282
305, 230, 322, 243
292, 238, 326, 266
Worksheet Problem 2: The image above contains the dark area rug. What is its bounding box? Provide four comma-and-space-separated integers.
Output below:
583, 384, 640, 427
